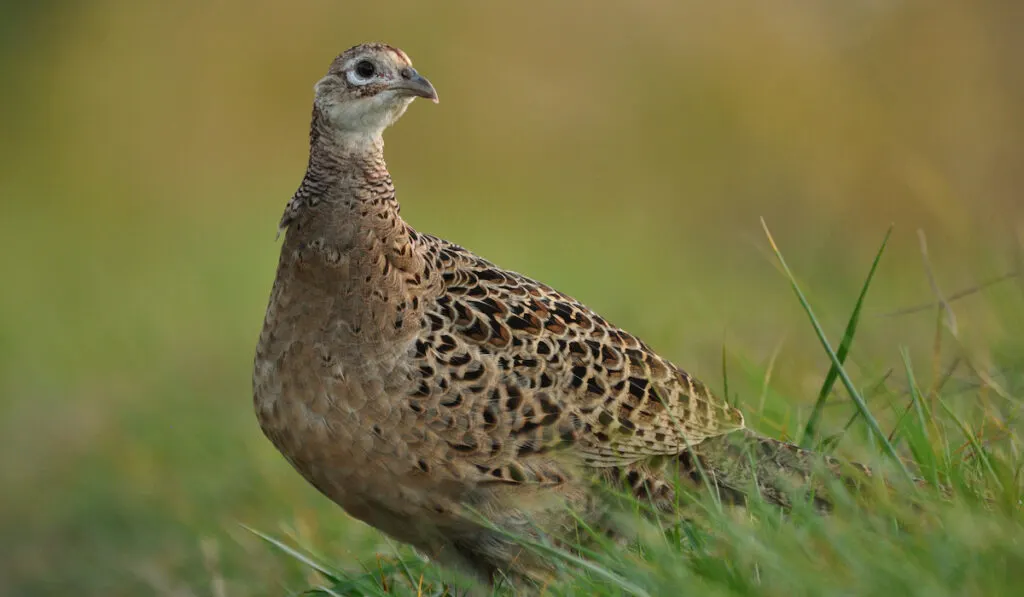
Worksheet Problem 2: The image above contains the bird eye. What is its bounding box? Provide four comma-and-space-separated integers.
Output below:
354, 60, 376, 80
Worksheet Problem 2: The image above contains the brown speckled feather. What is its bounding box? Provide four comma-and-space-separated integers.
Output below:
404, 238, 745, 476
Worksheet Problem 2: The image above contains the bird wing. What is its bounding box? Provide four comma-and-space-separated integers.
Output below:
406, 237, 744, 483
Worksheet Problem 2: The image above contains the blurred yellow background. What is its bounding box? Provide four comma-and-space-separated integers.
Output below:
1, 1, 1021, 595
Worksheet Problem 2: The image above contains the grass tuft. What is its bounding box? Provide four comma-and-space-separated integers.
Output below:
761, 219, 913, 481
800, 225, 892, 448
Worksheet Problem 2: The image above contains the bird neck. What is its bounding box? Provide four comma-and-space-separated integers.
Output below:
279, 102, 398, 235
275, 107, 427, 299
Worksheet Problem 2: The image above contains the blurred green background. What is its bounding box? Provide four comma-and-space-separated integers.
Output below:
1, 1, 1022, 595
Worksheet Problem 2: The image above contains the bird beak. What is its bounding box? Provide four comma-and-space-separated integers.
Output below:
393, 68, 439, 103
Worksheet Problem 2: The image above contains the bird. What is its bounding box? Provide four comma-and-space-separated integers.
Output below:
253, 42, 873, 591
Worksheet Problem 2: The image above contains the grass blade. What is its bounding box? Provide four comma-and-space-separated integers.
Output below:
241, 524, 344, 583
937, 396, 1004, 492
800, 225, 892, 447
900, 348, 941, 488
760, 219, 913, 482
490, 524, 652, 597
721, 342, 731, 407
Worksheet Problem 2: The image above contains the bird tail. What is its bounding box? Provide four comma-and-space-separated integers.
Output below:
686, 428, 871, 509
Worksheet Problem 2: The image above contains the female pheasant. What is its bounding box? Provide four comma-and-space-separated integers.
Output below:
254, 43, 865, 589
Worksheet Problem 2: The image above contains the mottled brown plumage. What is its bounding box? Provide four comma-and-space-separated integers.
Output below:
254, 43, 865, 590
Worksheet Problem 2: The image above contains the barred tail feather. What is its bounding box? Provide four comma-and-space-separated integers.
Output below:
687, 429, 872, 509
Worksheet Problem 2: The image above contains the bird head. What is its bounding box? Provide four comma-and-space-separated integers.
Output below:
313, 43, 438, 145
